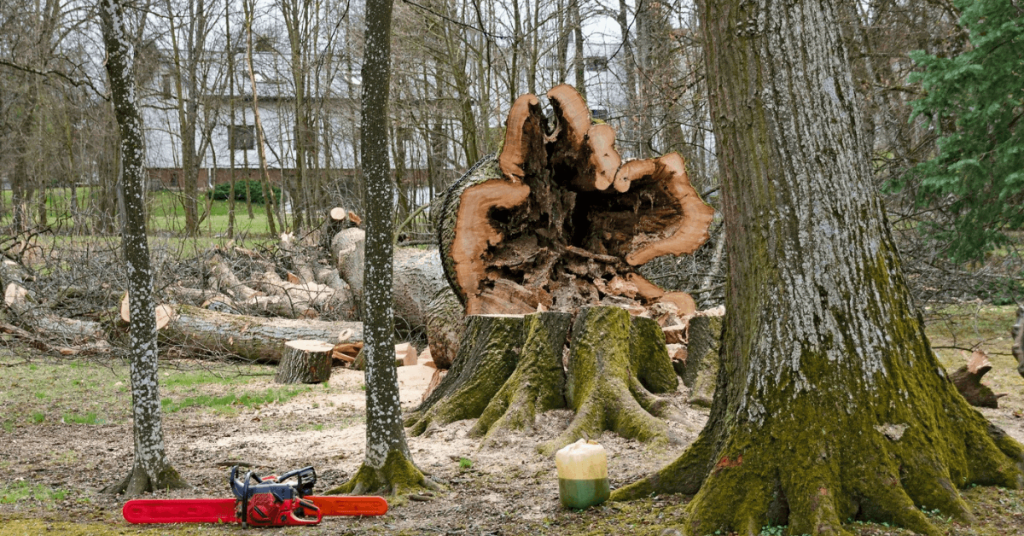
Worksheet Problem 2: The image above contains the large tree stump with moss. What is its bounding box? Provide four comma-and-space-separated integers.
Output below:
417, 84, 711, 449
407, 307, 680, 451
275, 340, 334, 384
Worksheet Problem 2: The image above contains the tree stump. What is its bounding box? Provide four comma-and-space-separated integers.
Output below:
407, 307, 679, 452
405, 314, 524, 435
275, 340, 334, 384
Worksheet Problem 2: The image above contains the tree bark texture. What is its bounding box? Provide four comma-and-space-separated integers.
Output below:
407, 307, 679, 454
612, 2, 1024, 535
100, 0, 187, 496
275, 340, 333, 384
1013, 305, 1023, 379
405, 314, 524, 436
161, 305, 362, 363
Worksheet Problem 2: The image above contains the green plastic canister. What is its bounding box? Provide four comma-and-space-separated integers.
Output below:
556, 439, 609, 509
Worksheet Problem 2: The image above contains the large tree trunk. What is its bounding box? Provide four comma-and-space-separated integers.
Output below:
611, 3, 1024, 536
99, 0, 187, 497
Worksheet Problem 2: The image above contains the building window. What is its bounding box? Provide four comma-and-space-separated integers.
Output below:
585, 56, 608, 72
229, 125, 255, 151
161, 75, 172, 99
590, 108, 608, 120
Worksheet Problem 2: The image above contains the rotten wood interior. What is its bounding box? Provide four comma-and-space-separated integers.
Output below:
443, 84, 714, 317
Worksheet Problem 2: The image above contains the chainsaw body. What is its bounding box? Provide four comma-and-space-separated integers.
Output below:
231, 466, 321, 527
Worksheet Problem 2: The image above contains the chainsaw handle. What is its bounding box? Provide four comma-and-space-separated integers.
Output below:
229, 466, 263, 500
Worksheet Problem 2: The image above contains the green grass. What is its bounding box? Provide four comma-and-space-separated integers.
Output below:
61, 412, 104, 425
1, 186, 277, 238
29, 412, 45, 424
160, 386, 309, 414
0, 482, 67, 505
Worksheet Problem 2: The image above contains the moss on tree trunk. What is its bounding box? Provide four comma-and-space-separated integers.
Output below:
405, 315, 524, 435
611, 1, 1024, 535
470, 312, 572, 443
326, 450, 436, 496
539, 306, 676, 456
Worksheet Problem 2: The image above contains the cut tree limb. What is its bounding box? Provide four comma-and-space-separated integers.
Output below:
160, 305, 362, 363
950, 349, 1006, 408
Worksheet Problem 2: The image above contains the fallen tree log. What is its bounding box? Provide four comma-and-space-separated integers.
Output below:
160, 305, 362, 363
4, 282, 103, 344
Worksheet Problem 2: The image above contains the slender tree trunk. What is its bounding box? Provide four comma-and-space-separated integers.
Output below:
243, 0, 277, 236
226, 0, 236, 239
612, 2, 1024, 535
327, 0, 432, 496
570, 0, 585, 100
99, 0, 187, 497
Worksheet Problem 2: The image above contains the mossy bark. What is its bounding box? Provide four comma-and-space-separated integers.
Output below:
326, 450, 436, 496
539, 306, 675, 456
405, 314, 524, 436
470, 312, 572, 443
612, 2, 1024, 535
683, 315, 723, 407
629, 316, 678, 394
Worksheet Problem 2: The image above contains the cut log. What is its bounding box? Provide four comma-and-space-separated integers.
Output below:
332, 341, 363, 365
160, 305, 362, 363
207, 254, 261, 302
275, 340, 334, 383
405, 314, 525, 435
435, 85, 714, 317
163, 285, 231, 307
396, 343, 418, 366
4, 282, 103, 343
1013, 305, 1023, 379
421, 369, 447, 402
330, 207, 348, 222
120, 292, 176, 330
425, 286, 463, 369
347, 211, 362, 226
331, 228, 366, 306
950, 349, 1006, 408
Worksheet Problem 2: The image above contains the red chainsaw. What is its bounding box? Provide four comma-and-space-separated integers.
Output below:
122, 466, 388, 527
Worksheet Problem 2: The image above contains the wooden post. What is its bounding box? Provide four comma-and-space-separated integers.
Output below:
275, 340, 334, 384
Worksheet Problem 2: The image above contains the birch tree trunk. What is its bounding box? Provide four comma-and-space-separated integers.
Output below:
611, 2, 1024, 535
99, 0, 187, 496
327, 0, 432, 496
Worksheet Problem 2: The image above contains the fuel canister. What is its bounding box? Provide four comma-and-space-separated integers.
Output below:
555, 439, 609, 509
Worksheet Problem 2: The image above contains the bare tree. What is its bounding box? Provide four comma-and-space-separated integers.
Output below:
326, 0, 434, 495
99, 0, 188, 496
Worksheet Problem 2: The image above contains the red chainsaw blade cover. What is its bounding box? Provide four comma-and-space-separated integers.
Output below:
122, 496, 388, 524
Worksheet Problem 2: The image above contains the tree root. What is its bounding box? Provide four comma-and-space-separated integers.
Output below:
103, 463, 188, 497
470, 312, 572, 444
404, 315, 523, 436
326, 450, 438, 496
538, 307, 673, 456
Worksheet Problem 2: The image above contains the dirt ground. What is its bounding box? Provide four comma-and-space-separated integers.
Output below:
2, 306, 1024, 535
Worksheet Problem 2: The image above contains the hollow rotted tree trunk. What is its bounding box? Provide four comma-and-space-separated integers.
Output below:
611, 2, 1024, 535
421, 84, 707, 449
275, 340, 334, 384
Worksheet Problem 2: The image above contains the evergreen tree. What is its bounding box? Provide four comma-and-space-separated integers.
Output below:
897, 0, 1024, 262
